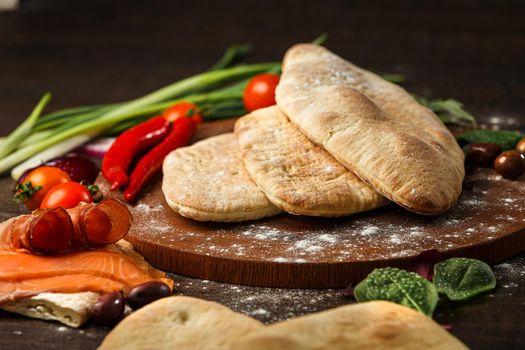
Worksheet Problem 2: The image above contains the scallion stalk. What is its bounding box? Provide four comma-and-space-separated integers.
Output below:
34, 105, 116, 132
0, 93, 51, 159
0, 63, 278, 174
208, 44, 253, 71
18, 130, 54, 149
10, 134, 93, 180
97, 63, 277, 123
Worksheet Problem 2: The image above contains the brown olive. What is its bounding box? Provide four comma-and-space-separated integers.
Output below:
494, 150, 525, 179
90, 292, 125, 325
466, 143, 502, 167
126, 281, 172, 309
516, 137, 525, 155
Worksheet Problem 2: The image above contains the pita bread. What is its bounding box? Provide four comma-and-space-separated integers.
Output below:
234, 106, 386, 216
99, 297, 467, 350
98, 296, 264, 350
234, 301, 468, 350
276, 44, 464, 215
1, 292, 99, 328
162, 133, 280, 222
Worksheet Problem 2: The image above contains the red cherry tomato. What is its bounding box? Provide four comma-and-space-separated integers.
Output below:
243, 73, 280, 112
40, 182, 93, 209
15, 166, 72, 210
162, 102, 202, 125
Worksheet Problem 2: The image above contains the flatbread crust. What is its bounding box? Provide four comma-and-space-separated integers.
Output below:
1, 292, 99, 328
276, 44, 465, 215
162, 133, 280, 222
99, 297, 467, 350
234, 106, 386, 216
233, 301, 468, 350
98, 296, 264, 350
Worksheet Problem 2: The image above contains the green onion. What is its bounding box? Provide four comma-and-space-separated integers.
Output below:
0, 63, 278, 174
34, 105, 116, 132
208, 44, 253, 71
312, 33, 328, 45
379, 73, 407, 84
97, 63, 277, 123
11, 134, 93, 180
0, 93, 51, 159
18, 130, 54, 149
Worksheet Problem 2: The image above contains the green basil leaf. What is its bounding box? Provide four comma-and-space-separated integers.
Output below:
354, 267, 439, 317
456, 130, 523, 151
433, 258, 496, 301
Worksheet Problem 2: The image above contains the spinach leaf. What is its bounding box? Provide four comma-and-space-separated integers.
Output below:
354, 267, 439, 317
433, 258, 496, 301
457, 130, 523, 151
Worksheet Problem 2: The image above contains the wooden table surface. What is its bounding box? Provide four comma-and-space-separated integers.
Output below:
1, 1, 524, 349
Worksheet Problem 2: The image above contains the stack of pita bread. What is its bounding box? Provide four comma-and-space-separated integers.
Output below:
162, 44, 464, 222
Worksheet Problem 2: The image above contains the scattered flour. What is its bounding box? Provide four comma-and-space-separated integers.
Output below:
128, 167, 525, 265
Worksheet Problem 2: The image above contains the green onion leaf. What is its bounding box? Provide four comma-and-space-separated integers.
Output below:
0, 93, 51, 159
0, 63, 278, 174
208, 44, 254, 71
312, 33, 328, 45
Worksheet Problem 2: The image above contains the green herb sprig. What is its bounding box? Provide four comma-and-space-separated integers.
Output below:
415, 96, 477, 127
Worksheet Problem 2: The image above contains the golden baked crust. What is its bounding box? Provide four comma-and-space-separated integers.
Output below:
98, 296, 264, 350
100, 298, 468, 350
233, 301, 469, 350
162, 133, 280, 222
276, 44, 465, 215
234, 106, 386, 216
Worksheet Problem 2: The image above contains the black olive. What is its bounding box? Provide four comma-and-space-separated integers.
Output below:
494, 150, 525, 179
516, 137, 525, 155
466, 143, 502, 167
126, 281, 172, 309
90, 292, 125, 325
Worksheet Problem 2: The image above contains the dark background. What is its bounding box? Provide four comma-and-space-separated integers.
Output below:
0, 1, 524, 349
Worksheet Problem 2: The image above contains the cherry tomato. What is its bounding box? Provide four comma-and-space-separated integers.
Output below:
15, 166, 72, 210
243, 73, 280, 112
40, 182, 93, 209
163, 102, 202, 125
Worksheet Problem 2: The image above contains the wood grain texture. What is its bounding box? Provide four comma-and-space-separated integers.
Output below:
1, 1, 524, 349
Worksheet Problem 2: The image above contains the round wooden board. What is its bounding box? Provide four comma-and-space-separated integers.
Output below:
98, 120, 525, 288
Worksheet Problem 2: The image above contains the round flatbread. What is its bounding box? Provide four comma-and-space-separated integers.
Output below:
162, 133, 280, 222
276, 44, 465, 215
233, 301, 469, 350
98, 296, 264, 350
234, 106, 385, 216
99, 297, 468, 350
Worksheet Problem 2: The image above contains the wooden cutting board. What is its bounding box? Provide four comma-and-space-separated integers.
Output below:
98, 119, 525, 288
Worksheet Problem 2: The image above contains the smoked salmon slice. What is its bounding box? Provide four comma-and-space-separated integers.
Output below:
0, 241, 173, 305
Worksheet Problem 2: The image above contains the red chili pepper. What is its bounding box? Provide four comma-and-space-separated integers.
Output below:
122, 117, 197, 203
102, 116, 171, 191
